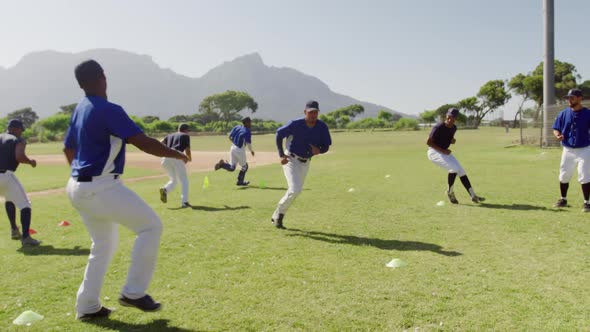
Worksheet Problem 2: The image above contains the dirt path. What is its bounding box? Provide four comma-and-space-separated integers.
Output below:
28, 151, 278, 197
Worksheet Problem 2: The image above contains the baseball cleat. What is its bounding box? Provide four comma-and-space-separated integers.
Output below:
118, 294, 161, 312
159, 188, 167, 203
583, 203, 590, 213
554, 198, 567, 208
271, 214, 286, 229
214, 159, 225, 171
446, 191, 459, 204
236, 181, 250, 186
21, 236, 41, 246
471, 196, 485, 204
181, 202, 191, 208
76, 306, 113, 320
11, 228, 21, 240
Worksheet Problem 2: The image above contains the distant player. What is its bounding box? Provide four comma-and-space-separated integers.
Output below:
214, 117, 254, 186
552, 88, 590, 211
64, 59, 188, 320
427, 108, 485, 204
0, 119, 40, 246
271, 101, 332, 229
159, 124, 192, 208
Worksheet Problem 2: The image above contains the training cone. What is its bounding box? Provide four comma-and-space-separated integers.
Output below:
58, 220, 71, 227
259, 180, 266, 189
386, 258, 407, 268
28, 229, 37, 235
202, 176, 209, 189
13, 310, 44, 325
436, 201, 445, 206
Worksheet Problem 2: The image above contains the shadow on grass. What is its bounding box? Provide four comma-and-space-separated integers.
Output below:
168, 205, 250, 212
17, 245, 90, 256
286, 229, 462, 256
83, 318, 198, 332
236, 185, 288, 191
462, 202, 563, 211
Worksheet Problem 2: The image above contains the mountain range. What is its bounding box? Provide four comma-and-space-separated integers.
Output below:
0, 49, 405, 122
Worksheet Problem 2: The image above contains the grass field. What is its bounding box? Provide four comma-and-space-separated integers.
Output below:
1, 128, 589, 331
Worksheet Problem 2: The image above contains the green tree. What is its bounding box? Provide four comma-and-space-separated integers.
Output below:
59, 103, 77, 115
199, 90, 258, 129
457, 80, 510, 128
419, 110, 437, 127
376, 110, 401, 123
323, 104, 365, 129
579, 80, 590, 97
7, 107, 38, 129
142, 115, 160, 124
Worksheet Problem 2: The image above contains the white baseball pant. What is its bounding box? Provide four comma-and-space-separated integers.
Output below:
66, 176, 163, 316
273, 155, 310, 218
161, 157, 189, 203
559, 145, 590, 183
229, 145, 248, 169
427, 147, 466, 176
0, 171, 30, 209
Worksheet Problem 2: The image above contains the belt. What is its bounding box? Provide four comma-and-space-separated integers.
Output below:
76, 175, 119, 182
290, 153, 309, 163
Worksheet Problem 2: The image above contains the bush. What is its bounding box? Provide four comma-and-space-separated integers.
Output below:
393, 118, 419, 131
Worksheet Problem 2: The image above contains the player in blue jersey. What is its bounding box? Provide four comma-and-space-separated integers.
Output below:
214, 117, 255, 186
0, 119, 40, 246
552, 88, 590, 211
271, 101, 332, 229
64, 60, 188, 320
427, 108, 485, 204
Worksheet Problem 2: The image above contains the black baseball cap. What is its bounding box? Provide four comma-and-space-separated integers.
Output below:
7, 119, 24, 130
178, 123, 190, 132
242, 117, 251, 124
446, 108, 460, 118
305, 100, 320, 111
565, 88, 583, 98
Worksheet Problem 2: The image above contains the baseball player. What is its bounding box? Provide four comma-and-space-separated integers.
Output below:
64, 60, 188, 320
159, 124, 192, 208
271, 101, 332, 229
427, 108, 485, 204
0, 119, 40, 246
214, 117, 254, 186
552, 88, 590, 211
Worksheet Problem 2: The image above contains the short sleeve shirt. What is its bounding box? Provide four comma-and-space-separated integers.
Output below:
428, 122, 456, 150
552, 107, 590, 148
0, 133, 25, 171
229, 125, 252, 148
163, 132, 190, 152
64, 96, 143, 177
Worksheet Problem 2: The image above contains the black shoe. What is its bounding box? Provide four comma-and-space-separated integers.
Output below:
159, 188, 167, 203
554, 198, 567, 208
181, 202, 191, 208
471, 195, 485, 204
583, 203, 590, 213
446, 191, 459, 204
236, 181, 250, 186
77, 306, 113, 320
118, 294, 161, 312
271, 214, 286, 229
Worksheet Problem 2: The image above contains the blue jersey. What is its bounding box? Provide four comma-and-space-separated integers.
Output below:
276, 118, 332, 159
229, 125, 251, 148
552, 107, 590, 148
64, 96, 143, 177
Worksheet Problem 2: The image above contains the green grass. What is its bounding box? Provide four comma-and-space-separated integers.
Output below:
2, 128, 589, 331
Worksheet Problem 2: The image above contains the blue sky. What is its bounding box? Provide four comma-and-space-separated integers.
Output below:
0, 0, 588, 118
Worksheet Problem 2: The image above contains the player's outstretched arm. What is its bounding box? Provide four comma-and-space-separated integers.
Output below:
15, 143, 36, 168
128, 133, 188, 162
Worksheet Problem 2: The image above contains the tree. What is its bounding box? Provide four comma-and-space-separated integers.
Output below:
508, 73, 535, 144
579, 80, 590, 97
376, 110, 401, 123
323, 104, 364, 128
7, 107, 38, 129
198, 90, 258, 129
59, 103, 77, 115
142, 115, 160, 124
419, 110, 437, 127
192, 111, 220, 125
456, 80, 510, 128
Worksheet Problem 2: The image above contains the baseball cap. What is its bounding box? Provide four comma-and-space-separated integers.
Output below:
305, 100, 320, 112
446, 108, 460, 118
7, 119, 24, 130
565, 88, 583, 98
178, 123, 190, 132
242, 117, 251, 124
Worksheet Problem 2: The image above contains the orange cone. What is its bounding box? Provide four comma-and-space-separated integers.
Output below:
58, 221, 71, 226
29, 229, 37, 235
